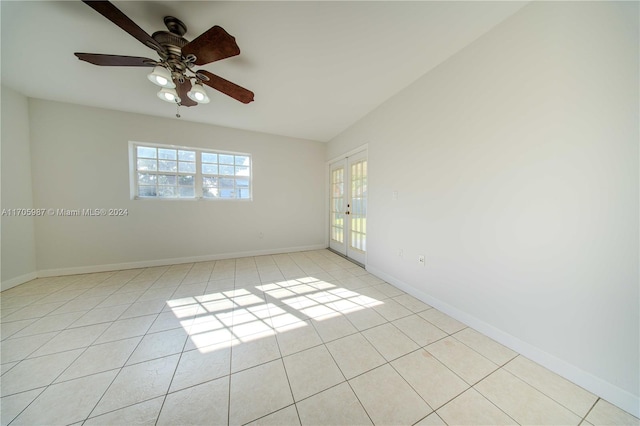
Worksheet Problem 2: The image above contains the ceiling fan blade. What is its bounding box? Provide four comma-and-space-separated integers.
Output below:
198, 70, 254, 104
82, 1, 163, 52
75, 53, 155, 67
176, 79, 197, 107
182, 26, 240, 66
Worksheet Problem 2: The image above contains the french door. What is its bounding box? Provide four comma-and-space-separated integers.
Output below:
329, 150, 367, 265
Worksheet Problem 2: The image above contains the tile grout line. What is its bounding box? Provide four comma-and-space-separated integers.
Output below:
1, 272, 122, 345
79, 264, 190, 424
151, 261, 199, 426
578, 397, 600, 426
3, 249, 615, 426
498, 356, 601, 421
261, 253, 304, 426
292, 251, 424, 421
4, 271, 146, 425
82, 263, 220, 424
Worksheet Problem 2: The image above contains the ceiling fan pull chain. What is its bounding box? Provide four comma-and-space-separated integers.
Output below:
176, 103, 181, 119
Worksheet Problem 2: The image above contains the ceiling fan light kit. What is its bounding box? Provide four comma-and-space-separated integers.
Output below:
187, 83, 210, 104
157, 87, 181, 103
147, 65, 175, 88
75, 0, 254, 116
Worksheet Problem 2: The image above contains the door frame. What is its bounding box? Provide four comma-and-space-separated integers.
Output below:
325, 143, 369, 266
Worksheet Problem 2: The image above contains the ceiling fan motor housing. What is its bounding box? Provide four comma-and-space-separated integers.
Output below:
152, 27, 190, 75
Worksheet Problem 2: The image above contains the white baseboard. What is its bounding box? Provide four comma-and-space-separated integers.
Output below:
1, 271, 38, 291
366, 264, 640, 419
36, 244, 327, 278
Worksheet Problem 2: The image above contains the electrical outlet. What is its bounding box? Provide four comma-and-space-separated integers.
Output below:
392, 190, 399, 200
418, 255, 425, 265
398, 249, 403, 258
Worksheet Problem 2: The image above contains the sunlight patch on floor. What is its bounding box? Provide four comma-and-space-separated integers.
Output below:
167, 276, 384, 353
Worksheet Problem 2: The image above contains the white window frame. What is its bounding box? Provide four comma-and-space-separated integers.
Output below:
129, 141, 253, 201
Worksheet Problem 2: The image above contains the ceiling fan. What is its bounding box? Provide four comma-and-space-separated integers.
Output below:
74, 0, 254, 114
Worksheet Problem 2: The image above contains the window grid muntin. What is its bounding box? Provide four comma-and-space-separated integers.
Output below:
136, 146, 196, 199
201, 153, 251, 199
133, 143, 251, 200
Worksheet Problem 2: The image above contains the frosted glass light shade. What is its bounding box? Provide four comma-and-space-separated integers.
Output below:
157, 88, 181, 103
187, 83, 210, 104
147, 66, 175, 88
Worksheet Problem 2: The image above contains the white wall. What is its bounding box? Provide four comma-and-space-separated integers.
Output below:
1, 85, 37, 289
328, 1, 639, 416
28, 99, 326, 274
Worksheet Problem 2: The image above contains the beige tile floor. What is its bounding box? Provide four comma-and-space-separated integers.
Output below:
1, 249, 638, 426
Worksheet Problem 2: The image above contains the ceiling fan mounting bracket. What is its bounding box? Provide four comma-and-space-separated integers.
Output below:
164, 16, 187, 37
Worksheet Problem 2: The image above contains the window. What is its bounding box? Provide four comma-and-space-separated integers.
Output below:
131, 142, 252, 200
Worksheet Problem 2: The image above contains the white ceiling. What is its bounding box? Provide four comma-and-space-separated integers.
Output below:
1, 1, 526, 142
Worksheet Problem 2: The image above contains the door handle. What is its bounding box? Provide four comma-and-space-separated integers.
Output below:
345, 211, 350, 215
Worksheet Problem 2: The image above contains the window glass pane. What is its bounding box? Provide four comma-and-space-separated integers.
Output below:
202, 164, 218, 175
178, 175, 194, 186
220, 165, 234, 175
133, 144, 250, 200
138, 173, 155, 185
202, 153, 217, 163
159, 160, 177, 172
203, 176, 218, 187
179, 162, 196, 173
138, 186, 156, 197
220, 177, 234, 198
235, 166, 250, 176
158, 186, 177, 198
203, 187, 218, 198
137, 159, 157, 171
220, 178, 234, 188
158, 149, 177, 160
178, 150, 195, 161
219, 154, 234, 165
157, 174, 176, 185
179, 187, 195, 198
235, 156, 249, 166
137, 146, 156, 159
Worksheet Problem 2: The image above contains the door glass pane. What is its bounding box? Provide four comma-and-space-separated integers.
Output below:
349, 159, 367, 253
330, 167, 345, 244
